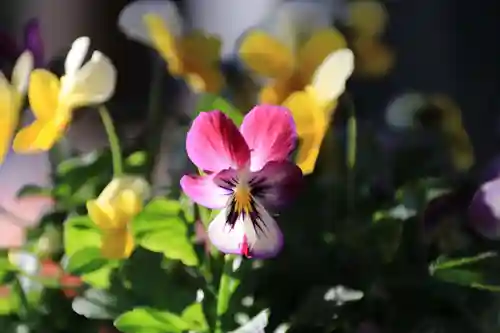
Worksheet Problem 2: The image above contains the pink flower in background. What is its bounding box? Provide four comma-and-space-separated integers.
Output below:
0, 113, 53, 249
181, 105, 303, 259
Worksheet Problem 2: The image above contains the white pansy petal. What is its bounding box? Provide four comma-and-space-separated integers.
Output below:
207, 207, 245, 255
66, 51, 117, 107
310, 48, 354, 103
12, 50, 34, 94
118, 0, 182, 45
243, 200, 283, 259
65, 36, 90, 76
385, 93, 426, 129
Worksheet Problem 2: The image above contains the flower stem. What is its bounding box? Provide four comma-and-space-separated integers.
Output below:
13, 275, 30, 320
144, 56, 165, 182
344, 94, 357, 213
215, 254, 233, 333
98, 105, 123, 177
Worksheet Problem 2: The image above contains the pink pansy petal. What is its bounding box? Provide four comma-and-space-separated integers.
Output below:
186, 111, 251, 172
240, 105, 297, 171
250, 161, 303, 209
180, 174, 230, 209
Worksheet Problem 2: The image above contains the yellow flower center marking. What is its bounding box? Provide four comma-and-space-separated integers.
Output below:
234, 183, 253, 215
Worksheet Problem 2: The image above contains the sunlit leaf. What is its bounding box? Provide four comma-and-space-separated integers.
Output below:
181, 302, 209, 332
114, 307, 190, 333
63, 215, 114, 288
65, 247, 109, 275
133, 199, 198, 266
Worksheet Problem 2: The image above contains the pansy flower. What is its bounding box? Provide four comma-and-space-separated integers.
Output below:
346, 0, 394, 77
13, 36, 117, 153
0, 18, 44, 67
469, 177, 500, 240
283, 48, 354, 175
238, 1, 347, 105
118, 0, 224, 93
181, 105, 303, 259
385, 93, 474, 171
87, 176, 150, 259
0, 50, 33, 163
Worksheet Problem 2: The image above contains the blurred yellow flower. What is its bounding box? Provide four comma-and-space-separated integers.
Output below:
118, 1, 224, 93
385, 93, 474, 171
239, 28, 346, 105
347, 0, 394, 78
87, 176, 150, 259
0, 51, 33, 163
283, 49, 354, 175
13, 37, 117, 153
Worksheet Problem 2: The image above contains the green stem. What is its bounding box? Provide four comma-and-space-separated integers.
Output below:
344, 94, 357, 212
98, 106, 123, 177
215, 255, 233, 333
145, 57, 166, 182
13, 275, 30, 320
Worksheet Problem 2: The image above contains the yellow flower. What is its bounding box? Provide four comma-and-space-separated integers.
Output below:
86, 176, 150, 259
238, 1, 347, 104
283, 49, 355, 175
347, 0, 395, 77
385, 93, 474, 171
118, 1, 224, 93
13, 37, 117, 153
0, 51, 33, 163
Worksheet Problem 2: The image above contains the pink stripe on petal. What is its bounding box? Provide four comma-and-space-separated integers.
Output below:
186, 111, 250, 172
180, 174, 230, 209
240, 105, 297, 171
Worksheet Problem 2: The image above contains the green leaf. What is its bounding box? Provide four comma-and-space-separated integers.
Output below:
133, 199, 198, 266
196, 93, 244, 125
181, 303, 209, 332
125, 151, 147, 167
429, 251, 497, 273
16, 184, 52, 198
114, 307, 190, 333
63, 215, 113, 288
66, 247, 109, 275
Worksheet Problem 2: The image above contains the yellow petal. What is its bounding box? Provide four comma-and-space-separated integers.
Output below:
143, 13, 182, 75
101, 228, 134, 259
238, 30, 295, 79
28, 69, 61, 121
283, 91, 329, 174
348, 0, 388, 37
115, 189, 143, 217
295, 132, 326, 175
353, 38, 394, 77
87, 200, 118, 230
98, 176, 150, 204
0, 80, 20, 163
181, 31, 222, 64
298, 29, 347, 82
12, 117, 68, 153
179, 32, 225, 93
